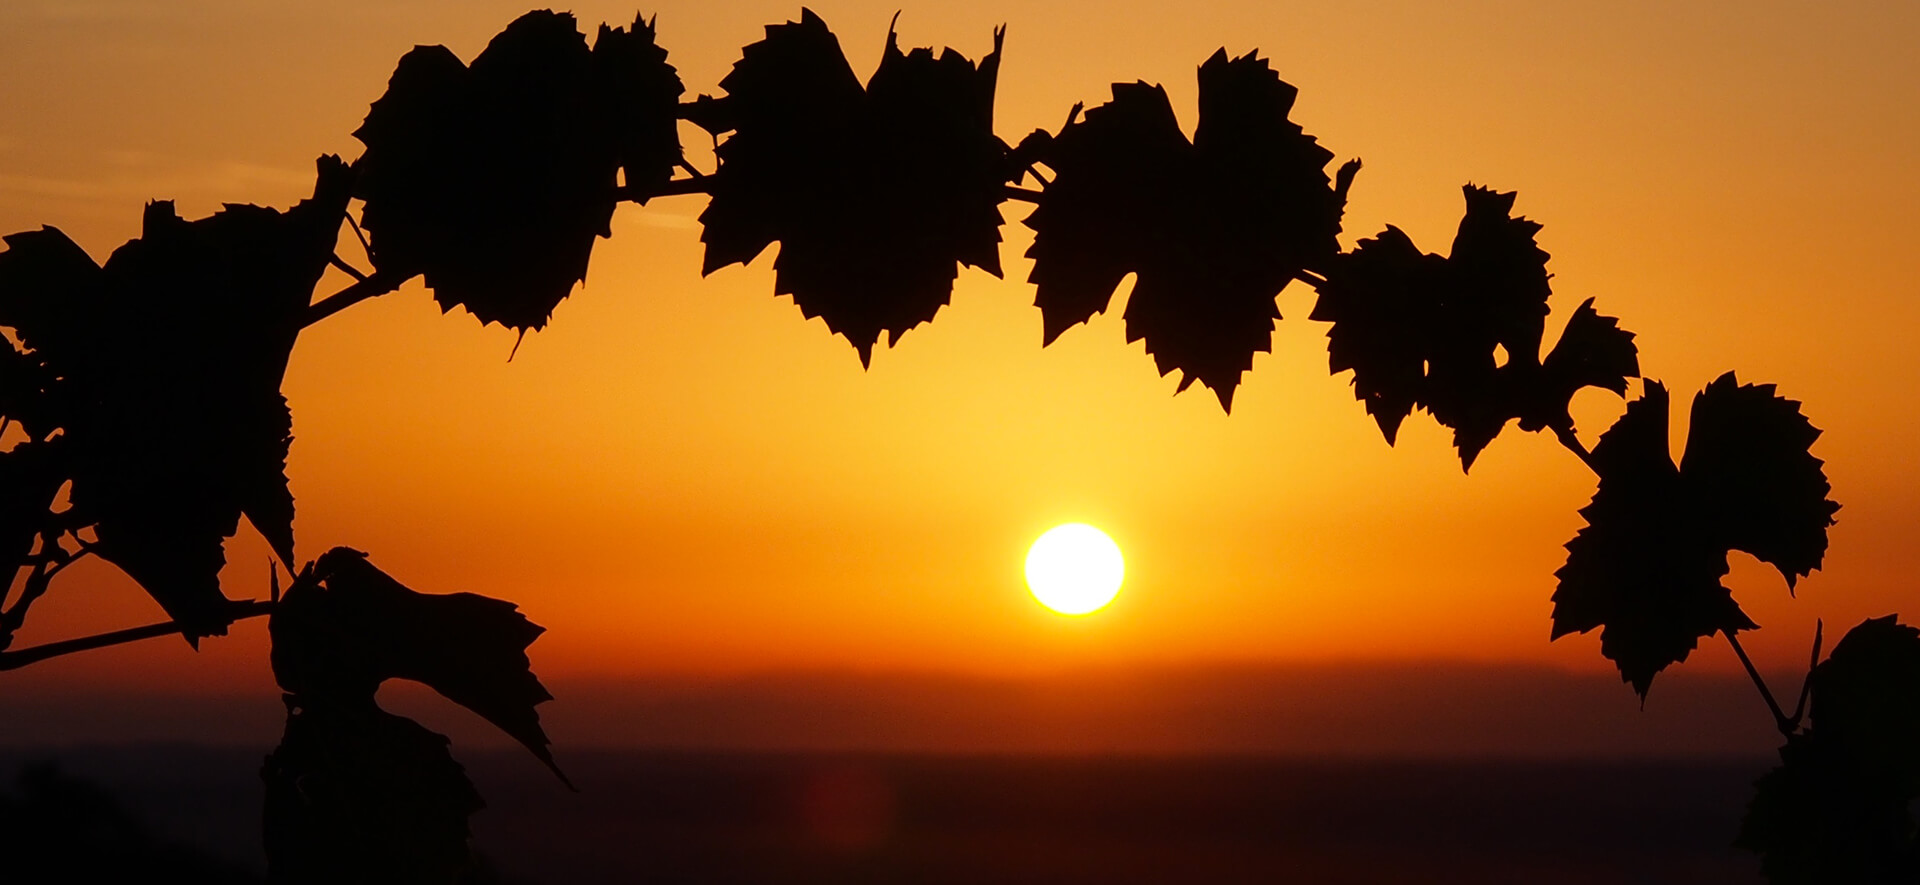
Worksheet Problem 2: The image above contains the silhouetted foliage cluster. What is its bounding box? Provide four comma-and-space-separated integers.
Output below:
0, 6, 1896, 882
1311, 186, 1637, 467
1738, 617, 1920, 883
263, 547, 564, 883
0, 763, 260, 884
0, 158, 351, 642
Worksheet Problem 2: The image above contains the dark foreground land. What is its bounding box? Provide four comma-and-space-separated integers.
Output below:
0, 746, 1768, 884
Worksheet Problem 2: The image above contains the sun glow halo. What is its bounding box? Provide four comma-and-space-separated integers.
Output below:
1025, 523, 1124, 615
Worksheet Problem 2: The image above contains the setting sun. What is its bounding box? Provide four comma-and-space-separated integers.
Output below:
1025, 524, 1125, 615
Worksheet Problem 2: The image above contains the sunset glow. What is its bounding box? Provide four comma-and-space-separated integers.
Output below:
0, 1, 1910, 758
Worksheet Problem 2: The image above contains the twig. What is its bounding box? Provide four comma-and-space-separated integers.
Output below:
0, 600, 274, 671
344, 211, 373, 256
1003, 185, 1044, 204
328, 254, 370, 283
303, 268, 412, 329
1724, 627, 1796, 736
1790, 618, 1824, 728
0, 535, 87, 641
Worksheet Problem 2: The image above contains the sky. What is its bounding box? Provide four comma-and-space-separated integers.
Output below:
0, 0, 1915, 754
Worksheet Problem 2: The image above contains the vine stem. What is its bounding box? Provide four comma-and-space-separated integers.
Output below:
303, 268, 411, 329
1791, 619, 1824, 725
1, 538, 89, 644
0, 600, 275, 672
1724, 627, 1797, 736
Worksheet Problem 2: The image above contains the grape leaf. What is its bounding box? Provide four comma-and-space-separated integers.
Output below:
0, 226, 100, 398
1551, 374, 1839, 697
270, 547, 567, 786
695, 9, 1010, 366
592, 13, 686, 198
1025, 50, 1354, 411
1308, 226, 1441, 444
354, 10, 683, 332
263, 699, 483, 885
1808, 616, 1920, 793
0, 227, 106, 446
1680, 373, 1836, 589
1521, 297, 1638, 433
1737, 616, 1920, 883
1311, 187, 1638, 468
1023, 88, 1183, 347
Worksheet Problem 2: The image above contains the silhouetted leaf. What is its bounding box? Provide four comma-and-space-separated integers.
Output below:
270, 547, 566, 784
592, 13, 686, 198
1810, 616, 1920, 793
1738, 616, 1920, 883
0, 226, 100, 388
1521, 297, 1639, 433
696, 9, 1009, 366
1681, 373, 1837, 589
263, 699, 482, 885
1025, 86, 1184, 346
1312, 187, 1638, 467
1552, 374, 1838, 697
355, 10, 683, 331
0, 227, 110, 447
1026, 50, 1352, 410
1308, 226, 1440, 444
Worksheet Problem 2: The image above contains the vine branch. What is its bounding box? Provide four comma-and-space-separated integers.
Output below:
0, 600, 275, 672
329, 253, 371, 283
1551, 425, 1598, 475
1791, 618, 1823, 726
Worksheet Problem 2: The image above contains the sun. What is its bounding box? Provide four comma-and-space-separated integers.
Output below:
1025, 523, 1124, 615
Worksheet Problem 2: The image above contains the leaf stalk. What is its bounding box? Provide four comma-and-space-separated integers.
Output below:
1724, 627, 1797, 736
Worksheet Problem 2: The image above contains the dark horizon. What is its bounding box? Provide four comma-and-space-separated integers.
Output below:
0, 745, 1770, 885
3, 660, 1792, 759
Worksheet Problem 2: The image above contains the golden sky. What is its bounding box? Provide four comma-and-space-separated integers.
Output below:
0, 0, 1915, 733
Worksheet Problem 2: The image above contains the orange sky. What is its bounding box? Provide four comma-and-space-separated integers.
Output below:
0, 0, 1916, 740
